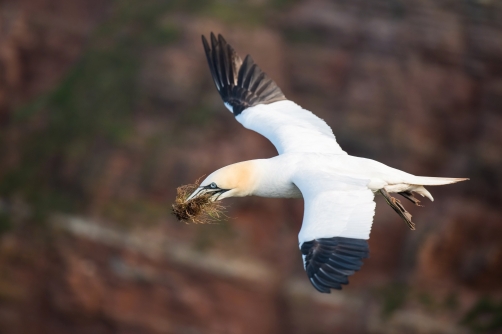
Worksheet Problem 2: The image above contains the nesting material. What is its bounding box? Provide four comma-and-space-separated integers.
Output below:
171, 179, 227, 224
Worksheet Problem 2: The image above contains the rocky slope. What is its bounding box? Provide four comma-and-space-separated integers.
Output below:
0, 0, 501, 333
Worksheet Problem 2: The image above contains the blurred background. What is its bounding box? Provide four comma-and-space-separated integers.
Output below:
0, 0, 501, 333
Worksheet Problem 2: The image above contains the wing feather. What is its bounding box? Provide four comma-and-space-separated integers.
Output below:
294, 171, 376, 292
236, 101, 346, 154
202, 33, 286, 115
202, 33, 346, 154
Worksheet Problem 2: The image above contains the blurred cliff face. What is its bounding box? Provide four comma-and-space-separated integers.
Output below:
0, 0, 501, 333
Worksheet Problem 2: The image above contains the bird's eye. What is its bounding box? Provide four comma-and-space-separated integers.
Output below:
210, 182, 217, 189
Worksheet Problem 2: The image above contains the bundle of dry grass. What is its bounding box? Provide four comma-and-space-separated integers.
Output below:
171, 179, 227, 224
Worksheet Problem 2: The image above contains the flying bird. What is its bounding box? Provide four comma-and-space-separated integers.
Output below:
189, 33, 468, 293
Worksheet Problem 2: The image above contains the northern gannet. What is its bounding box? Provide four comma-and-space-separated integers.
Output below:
188, 33, 468, 293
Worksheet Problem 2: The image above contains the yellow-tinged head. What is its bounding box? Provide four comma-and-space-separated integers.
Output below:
188, 161, 260, 201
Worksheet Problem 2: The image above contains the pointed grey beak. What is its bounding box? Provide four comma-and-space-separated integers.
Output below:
186, 186, 228, 201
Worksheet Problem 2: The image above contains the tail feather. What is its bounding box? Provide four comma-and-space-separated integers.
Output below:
411, 186, 434, 201
412, 176, 469, 186
407, 177, 468, 202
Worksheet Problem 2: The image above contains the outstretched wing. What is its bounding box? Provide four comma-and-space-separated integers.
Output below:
293, 171, 376, 293
202, 33, 346, 155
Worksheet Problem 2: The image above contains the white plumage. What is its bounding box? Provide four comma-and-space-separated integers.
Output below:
294, 171, 375, 242
236, 100, 346, 154
192, 33, 468, 293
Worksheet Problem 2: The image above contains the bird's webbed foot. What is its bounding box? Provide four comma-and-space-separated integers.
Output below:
380, 189, 415, 230
398, 191, 423, 207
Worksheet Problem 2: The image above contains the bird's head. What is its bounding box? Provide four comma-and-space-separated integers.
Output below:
187, 161, 259, 202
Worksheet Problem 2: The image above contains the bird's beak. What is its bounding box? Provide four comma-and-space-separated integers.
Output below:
186, 187, 229, 202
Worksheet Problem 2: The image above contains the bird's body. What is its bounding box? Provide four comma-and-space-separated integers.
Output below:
223, 153, 414, 198
207, 99, 462, 202
187, 33, 468, 293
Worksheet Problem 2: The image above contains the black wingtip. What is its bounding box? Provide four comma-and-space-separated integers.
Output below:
301, 237, 369, 293
218, 33, 227, 45
210, 32, 218, 45
201, 32, 286, 116
201, 35, 210, 54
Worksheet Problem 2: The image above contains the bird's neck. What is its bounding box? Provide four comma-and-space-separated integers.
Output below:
247, 157, 302, 199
